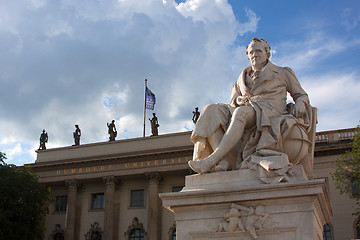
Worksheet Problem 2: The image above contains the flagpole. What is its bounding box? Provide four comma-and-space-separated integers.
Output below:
143, 79, 147, 137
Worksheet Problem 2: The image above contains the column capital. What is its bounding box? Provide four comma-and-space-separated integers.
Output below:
65, 179, 80, 189
102, 175, 120, 186
145, 172, 162, 181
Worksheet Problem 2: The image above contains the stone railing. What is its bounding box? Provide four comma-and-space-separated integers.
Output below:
315, 128, 356, 143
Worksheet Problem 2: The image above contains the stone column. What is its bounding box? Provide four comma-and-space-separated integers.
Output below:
103, 176, 116, 240
65, 179, 78, 240
146, 172, 161, 240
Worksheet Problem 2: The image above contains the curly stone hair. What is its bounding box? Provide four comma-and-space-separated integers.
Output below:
245, 37, 271, 59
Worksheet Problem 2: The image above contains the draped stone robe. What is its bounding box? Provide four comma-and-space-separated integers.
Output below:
191, 61, 313, 174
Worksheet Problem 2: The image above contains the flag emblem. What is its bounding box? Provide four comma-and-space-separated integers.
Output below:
145, 87, 156, 110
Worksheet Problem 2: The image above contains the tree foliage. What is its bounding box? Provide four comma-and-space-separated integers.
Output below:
0, 152, 6, 165
332, 126, 360, 219
0, 152, 53, 240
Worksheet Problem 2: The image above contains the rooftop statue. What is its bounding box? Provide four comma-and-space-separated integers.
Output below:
107, 120, 117, 142
73, 124, 81, 146
149, 113, 159, 136
38, 129, 48, 150
188, 37, 316, 183
192, 107, 200, 124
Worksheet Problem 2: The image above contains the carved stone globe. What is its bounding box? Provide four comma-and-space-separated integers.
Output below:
282, 124, 311, 165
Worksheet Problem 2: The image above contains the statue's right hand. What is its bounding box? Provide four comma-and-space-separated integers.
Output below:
294, 101, 306, 118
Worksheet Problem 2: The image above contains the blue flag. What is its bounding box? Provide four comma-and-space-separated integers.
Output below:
145, 87, 156, 110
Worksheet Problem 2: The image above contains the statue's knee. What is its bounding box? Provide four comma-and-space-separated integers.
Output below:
203, 104, 216, 111
202, 104, 221, 115
232, 108, 247, 123
232, 107, 255, 124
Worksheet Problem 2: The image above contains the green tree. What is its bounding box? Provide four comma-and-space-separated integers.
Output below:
0, 152, 6, 165
332, 126, 360, 219
0, 153, 53, 240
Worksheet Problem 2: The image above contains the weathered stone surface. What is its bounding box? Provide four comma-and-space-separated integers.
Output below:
160, 168, 332, 240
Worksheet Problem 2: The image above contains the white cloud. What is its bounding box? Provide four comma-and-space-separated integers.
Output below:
237, 9, 260, 36
341, 8, 359, 31
301, 72, 360, 131
45, 20, 73, 38
5, 143, 22, 157
0, 0, 261, 165
302, 72, 360, 105
176, 0, 235, 23
272, 32, 360, 71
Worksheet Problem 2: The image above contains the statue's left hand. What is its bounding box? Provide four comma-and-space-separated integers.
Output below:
294, 101, 306, 118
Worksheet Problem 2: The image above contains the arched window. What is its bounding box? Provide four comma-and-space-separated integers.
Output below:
49, 224, 64, 240
125, 217, 147, 240
129, 229, 145, 240
53, 232, 64, 240
323, 223, 332, 240
84, 222, 103, 240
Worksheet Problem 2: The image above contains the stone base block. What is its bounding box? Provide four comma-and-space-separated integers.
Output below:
160, 167, 332, 240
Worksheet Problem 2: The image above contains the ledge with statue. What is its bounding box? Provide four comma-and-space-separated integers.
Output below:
159, 38, 332, 240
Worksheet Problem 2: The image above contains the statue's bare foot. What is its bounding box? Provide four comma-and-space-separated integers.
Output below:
214, 159, 231, 172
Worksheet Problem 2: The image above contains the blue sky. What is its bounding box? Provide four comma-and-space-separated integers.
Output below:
1, 0, 359, 165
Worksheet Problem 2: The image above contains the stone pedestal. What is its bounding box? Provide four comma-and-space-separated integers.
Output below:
160, 166, 332, 240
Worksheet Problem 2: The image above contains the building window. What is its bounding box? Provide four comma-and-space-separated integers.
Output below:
323, 223, 332, 240
55, 196, 67, 212
168, 223, 176, 240
49, 224, 64, 240
130, 189, 144, 208
172, 186, 183, 192
129, 229, 144, 240
53, 232, 64, 240
125, 217, 147, 240
91, 193, 104, 209
84, 222, 103, 240
352, 178, 360, 197
171, 229, 176, 240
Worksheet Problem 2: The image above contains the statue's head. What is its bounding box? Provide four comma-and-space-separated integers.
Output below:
248, 207, 255, 215
229, 207, 239, 215
42, 129, 46, 133
75, 124, 79, 128
246, 38, 271, 69
112, 120, 115, 123
255, 205, 265, 215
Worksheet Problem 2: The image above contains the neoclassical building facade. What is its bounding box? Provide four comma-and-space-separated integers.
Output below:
30, 129, 358, 240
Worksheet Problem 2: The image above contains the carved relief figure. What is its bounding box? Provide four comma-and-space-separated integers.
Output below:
73, 124, 81, 146
149, 113, 159, 136
188, 37, 316, 182
107, 120, 117, 141
216, 206, 245, 232
192, 107, 200, 124
39, 129, 48, 150
216, 203, 270, 239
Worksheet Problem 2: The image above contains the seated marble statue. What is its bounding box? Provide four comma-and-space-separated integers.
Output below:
188, 38, 316, 183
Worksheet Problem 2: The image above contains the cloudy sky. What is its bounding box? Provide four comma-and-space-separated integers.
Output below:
1, 0, 360, 165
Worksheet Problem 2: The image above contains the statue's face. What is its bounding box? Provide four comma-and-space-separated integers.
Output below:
247, 41, 268, 68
